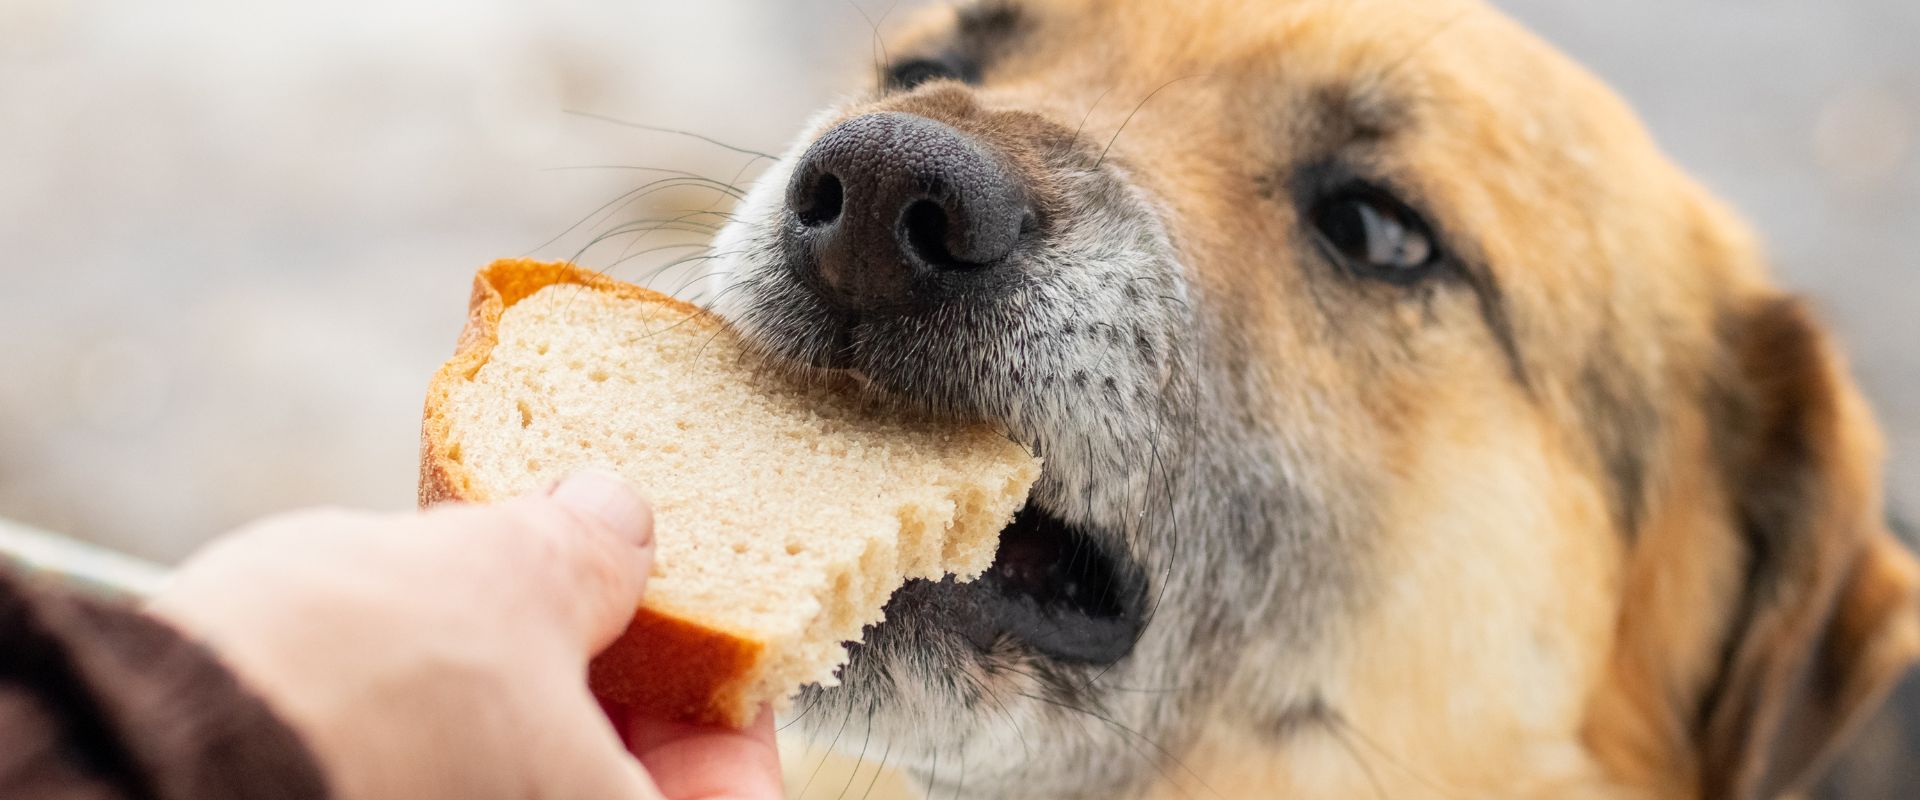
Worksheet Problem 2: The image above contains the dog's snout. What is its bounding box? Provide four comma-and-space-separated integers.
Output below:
786, 112, 1032, 312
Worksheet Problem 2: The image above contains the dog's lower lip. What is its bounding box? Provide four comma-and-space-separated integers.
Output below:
810, 314, 859, 369
887, 501, 1149, 666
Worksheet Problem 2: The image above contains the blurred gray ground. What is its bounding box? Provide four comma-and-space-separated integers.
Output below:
0, 0, 1914, 568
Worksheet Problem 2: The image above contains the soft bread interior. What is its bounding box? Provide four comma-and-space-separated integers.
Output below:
434, 281, 1038, 715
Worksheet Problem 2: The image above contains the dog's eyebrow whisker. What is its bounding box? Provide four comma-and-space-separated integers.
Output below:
1094, 74, 1210, 168
1374, 7, 1478, 84
1073, 85, 1117, 142
561, 108, 778, 160
840, 0, 901, 89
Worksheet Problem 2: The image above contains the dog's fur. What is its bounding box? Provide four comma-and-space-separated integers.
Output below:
704, 1, 1920, 796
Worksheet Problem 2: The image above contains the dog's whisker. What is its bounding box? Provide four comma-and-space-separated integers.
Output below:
537, 165, 750, 192
592, 219, 722, 240
662, 266, 742, 301
1321, 719, 1393, 800
970, 670, 1033, 763
602, 229, 716, 272
587, 241, 710, 270
1015, 689, 1221, 800
949, 738, 967, 800
990, 660, 1180, 695
576, 231, 711, 273
1375, 7, 1479, 82
531, 173, 739, 257
1074, 85, 1117, 142
839, 0, 895, 89
625, 277, 751, 347
595, 209, 736, 235
562, 108, 778, 160
556, 177, 743, 267
856, 735, 894, 800
921, 744, 940, 799
559, 242, 714, 312
797, 700, 859, 800
831, 699, 878, 800
701, 153, 775, 214
1079, 409, 1180, 696
777, 692, 823, 733
1094, 74, 1209, 168
1323, 712, 1470, 800
637, 250, 749, 290
560, 239, 718, 316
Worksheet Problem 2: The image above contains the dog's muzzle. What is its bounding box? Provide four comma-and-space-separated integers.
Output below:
769, 112, 1151, 666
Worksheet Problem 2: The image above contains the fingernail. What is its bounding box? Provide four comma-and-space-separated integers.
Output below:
549, 471, 653, 547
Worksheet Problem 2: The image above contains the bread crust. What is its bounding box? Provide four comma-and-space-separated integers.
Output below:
418, 258, 764, 726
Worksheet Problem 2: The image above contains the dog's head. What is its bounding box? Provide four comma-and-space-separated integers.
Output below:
707, 0, 1920, 796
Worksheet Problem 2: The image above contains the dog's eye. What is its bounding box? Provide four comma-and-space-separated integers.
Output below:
1310, 186, 1439, 281
885, 58, 970, 91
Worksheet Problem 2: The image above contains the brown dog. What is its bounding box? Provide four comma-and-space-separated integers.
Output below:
702, 1, 1920, 796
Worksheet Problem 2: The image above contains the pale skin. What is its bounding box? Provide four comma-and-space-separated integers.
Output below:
147, 471, 784, 800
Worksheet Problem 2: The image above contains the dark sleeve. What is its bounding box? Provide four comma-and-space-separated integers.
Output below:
0, 566, 329, 800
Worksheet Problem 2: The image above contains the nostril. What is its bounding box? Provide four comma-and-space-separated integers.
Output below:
903, 199, 968, 270
794, 172, 844, 227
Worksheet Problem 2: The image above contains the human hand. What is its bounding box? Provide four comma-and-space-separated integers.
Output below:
148, 472, 784, 800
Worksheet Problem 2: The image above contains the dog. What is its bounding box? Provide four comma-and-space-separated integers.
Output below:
701, 0, 1920, 796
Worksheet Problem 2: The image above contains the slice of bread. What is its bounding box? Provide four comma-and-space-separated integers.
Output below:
419, 259, 1039, 726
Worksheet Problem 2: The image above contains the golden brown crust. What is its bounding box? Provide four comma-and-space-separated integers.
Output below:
418, 258, 764, 727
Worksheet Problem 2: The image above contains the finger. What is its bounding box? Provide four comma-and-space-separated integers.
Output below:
517, 471, 658, 651
625, 704, 783, 800
549, 696, 670, 800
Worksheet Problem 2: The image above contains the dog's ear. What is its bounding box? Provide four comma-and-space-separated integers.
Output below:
1696, 297, 1920, 800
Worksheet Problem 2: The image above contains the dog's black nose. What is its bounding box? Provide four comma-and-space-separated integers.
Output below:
785, 112, 1032, 312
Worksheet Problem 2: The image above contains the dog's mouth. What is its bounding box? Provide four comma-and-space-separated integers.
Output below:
885, 499, 1150, 666
764, 332, 1154, 668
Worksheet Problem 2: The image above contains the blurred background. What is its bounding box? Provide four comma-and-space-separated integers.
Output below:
0, 0, 1915, 794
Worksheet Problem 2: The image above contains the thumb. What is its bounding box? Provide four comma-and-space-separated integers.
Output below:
524, 471, 657, 652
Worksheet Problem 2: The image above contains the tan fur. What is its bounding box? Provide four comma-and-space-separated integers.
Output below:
847, 1, 1920, 796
